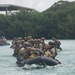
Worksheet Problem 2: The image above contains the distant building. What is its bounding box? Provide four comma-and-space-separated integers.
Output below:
0, 4, 36, 15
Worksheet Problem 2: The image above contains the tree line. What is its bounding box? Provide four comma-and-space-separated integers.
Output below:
0, 1, 75, 39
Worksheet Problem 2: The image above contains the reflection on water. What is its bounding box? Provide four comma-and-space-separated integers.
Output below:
0, 40, 75, 75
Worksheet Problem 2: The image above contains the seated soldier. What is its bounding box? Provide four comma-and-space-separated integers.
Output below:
52, 37, 62, 50
44, 44, 57, 59
44, 44, 53, 58
49, 37, 62, 50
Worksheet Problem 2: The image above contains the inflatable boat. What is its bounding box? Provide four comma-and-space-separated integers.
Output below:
0, 42, 10, 46
16, 56, 61, 67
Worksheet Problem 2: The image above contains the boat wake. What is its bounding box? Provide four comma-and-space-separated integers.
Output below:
22, 63, 75, 70
22, 64, 46, 70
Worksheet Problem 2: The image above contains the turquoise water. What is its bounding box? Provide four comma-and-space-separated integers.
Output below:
0, 40, 75, 75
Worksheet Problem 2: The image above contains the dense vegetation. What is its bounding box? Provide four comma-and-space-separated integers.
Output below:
0, 1, 75, 39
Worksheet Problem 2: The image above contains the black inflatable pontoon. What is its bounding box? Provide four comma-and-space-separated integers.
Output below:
0, 42, 10, 46
16, 56, 61, 67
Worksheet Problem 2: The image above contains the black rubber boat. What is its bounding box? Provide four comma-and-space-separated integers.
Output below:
16, 56, 61, 67
0, 42, 10, 46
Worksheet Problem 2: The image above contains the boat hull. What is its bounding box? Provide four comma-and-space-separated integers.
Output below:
16, 56, 61, 67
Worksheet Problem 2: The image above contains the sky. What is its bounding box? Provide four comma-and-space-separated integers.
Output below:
0, 0, 75, 12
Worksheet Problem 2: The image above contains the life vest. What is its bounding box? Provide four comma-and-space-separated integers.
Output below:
29, 54, 36, 58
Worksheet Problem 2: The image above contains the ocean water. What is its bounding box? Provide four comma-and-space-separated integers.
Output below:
0, 40, 75, 75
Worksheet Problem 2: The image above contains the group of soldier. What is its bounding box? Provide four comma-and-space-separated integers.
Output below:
10, 36, 62, 64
